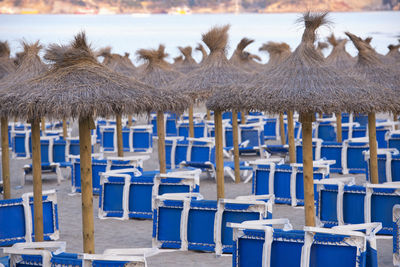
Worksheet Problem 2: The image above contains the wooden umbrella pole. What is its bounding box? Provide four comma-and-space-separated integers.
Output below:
41, 117, 45, 133
232, 110, 241, 184
127, 115, 133, 127
300, 113, 316, 227
189, 105, 194, 138
116, 114, 124, 157
79, 116, 95, 253
240, 110, 246, 124
214, 110, 225, 199
62, 118, 68, 139
279, 113, 286, 145
287, 111, 296, 164
1, 117, 10, 199
368, 112, 379, 184
394, 113, 398, 130
157, 111, 166, 174
206, 110, 211, 121
335, 113, 342, 143
31, 118, 44, 241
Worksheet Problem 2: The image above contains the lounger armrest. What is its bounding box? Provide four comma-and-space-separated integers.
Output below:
249, 158, 284, 166
228, 218, 292, 231
304, 226, 365, 237
9, 241, 66, 254
314, 177, 355, 185
79, 253, 146, 263
103, 247, 174, 257
239, 140, 250, 148
156, 192, 203, 200
332, 223, 382, 236
106, 155, 151, 162
235, 194, 274, 201
365, 182, 400, 189
158, 169, 201, 179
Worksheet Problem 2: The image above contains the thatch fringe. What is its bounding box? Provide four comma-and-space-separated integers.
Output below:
299, 11, 329, 43
230, 37, 262, 71
327, 33, 338, 47
177, 46, 198, 73
202, 25, 230, 53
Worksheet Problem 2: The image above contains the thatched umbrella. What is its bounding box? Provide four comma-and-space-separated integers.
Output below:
136, 46, 184, 174
0, 41, 16, 200
0, 32, 176, 253
384, 43, 400, 65
316, 41, 328, 58
0, 42, 47, 205
171, 25, 251, 194
173, 55, 183, 66
229, 38, 263, 72
207, 12, 397, 226
196, 43, 208, 64
259, 41, 293, 150
326, 34, 356, 142
346, 31, 400, 182
176, 46, 198, 74
98, 47, 139, 155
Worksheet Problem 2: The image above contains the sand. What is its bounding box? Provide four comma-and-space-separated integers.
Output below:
2, 125, 394, 266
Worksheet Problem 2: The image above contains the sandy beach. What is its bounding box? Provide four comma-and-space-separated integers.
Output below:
3, 134, 393, 266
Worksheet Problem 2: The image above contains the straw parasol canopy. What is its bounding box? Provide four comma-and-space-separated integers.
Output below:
136, 45, 184, 89
98, 47, 136, 77
229, 38, 263, 72
384, 43, 400, 65
0, 41, 47, 90
171, 25, 251, 102
173, 55, 183, 66
207, 12, 397, 115
176, 46, 198, 74
0, 41, 16, 80
316, 41, 328, 58
259, 41, 291, 68
195, 43, 208, 64
325, 34, 356, 70
0, 32, 180, 120
345, 32, 400, 105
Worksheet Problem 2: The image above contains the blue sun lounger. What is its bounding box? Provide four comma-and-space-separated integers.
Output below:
0, 190, 59, 246
152, 193, 274, 255
393, 204, 400, 266
251, 159, 333, 206
71, 155, 149, 194
1, 241, 148, 267
100, 125, 153, 154
316, 179, 400, 234
177, 120, 207, 138
22, 136, 63, 186
364, 148, 400, 183
180, 137, 253, 182
229, 218, 379, 267
388, 130, 400, 152
98, 168, 201, 220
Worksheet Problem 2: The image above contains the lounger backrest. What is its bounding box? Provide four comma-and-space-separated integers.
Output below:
131, 126, 153, 152
188, 141, 212, 163
388, 132, 400, 152
263, 118, 278, 140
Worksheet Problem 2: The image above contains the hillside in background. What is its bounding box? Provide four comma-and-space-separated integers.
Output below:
0, 0, 398, 14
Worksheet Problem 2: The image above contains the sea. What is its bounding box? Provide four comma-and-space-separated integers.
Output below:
0, 12, 399, 64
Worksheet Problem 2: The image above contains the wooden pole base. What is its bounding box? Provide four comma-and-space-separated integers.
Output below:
232, 110, 241, 184
189, 105, 194, 138
1, 117, 10, 199
214, 110, 225, 199
206, 110, 211, 121
300, 113, 316, 227
31, 118, 44, 241
79, 116, 95, 254
336, 113, 342, 143
116, 114, 123, 157
368, 112, 379, 184
157, 111, 166, 174
287, 111, 296, 164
